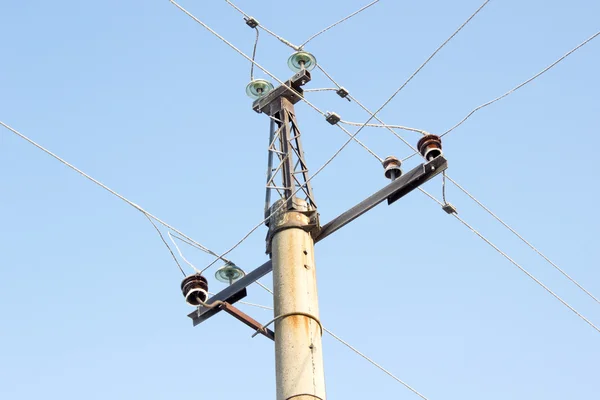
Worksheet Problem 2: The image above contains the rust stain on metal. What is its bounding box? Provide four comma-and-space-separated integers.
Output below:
220, 302, 275, 340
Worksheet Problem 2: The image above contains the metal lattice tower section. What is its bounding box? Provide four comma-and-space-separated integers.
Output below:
252, 70, 317, 218
264, 97, 316, 215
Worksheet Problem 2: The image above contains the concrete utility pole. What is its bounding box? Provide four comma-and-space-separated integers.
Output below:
258, 69, 325, 399
270, 200, 326, 399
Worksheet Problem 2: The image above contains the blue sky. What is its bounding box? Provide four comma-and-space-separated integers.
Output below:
1, 0, 599, 399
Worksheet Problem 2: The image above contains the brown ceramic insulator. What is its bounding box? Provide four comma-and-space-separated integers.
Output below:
382, 156, 402, 180
417, 134, 443, 161
181, 274, 209, 306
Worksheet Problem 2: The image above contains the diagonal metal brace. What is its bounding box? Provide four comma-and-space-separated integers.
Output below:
220, 302, 275, 341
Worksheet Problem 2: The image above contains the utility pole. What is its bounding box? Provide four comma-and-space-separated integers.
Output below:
260, 69, 326, 400
183, 51, 448, 400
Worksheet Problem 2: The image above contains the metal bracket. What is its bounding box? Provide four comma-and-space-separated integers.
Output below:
220, 302, 275, 341
244, 17, 259, 28
442, 203, 458, 214
336, 87, 350, 100
253, 70, 311, 115
325, 112, 341, 125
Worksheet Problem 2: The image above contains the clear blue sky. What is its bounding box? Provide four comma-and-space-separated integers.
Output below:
1, 1, 599, 399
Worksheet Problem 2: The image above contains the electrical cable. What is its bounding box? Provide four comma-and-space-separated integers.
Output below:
320, 52, 600, 309
0, 119, 231, 266
357, 0, 490, 133
168, 232, 201, 273
224, 0, 300, 50
303, 88, 339, 92
418, 188, 600, 334
339, 117, 428, 135
250, 25, 259, 80
313, 0, 492, 159
440, 29, 600, 138
446, 176, 600, 304
144, 213, 186, 277
307, 15, 600, 310
323, 328, 430, 400
298, 0, 380, 49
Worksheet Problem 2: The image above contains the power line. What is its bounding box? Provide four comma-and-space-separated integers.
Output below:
339, 117, 427, 135
321, 60, 600, 325
249, 24, 259, 80
314, 65, 424, 157
168, 232, 201, 273
224, 0, 299, 50
318, 57, 600, 320
145, 213, 186, 277
307, 7, 600, 312
323, 328, 430, 400
0, 119, 231, 266
314, 0, 491, 159
298, 0, 380, 49
419, 188, 600, 334
363, 0, 490, 128
440, 29, 600, 138
446, 176, 600, 304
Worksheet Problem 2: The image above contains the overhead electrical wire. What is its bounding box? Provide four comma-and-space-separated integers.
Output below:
327, 67, 600, 323
249, 24, 259, 80
0, 120, 231, 269
306, 18, 600, 310
440, 29, 600, 138
145, 214, 186, 276
298, 0, 381, 49
225, 0, 380, 52
303, 88, 339, 92
168, 232, 201, 273
446, 176, 600, 304
224, 0, 300, 50
419, 188, 600, 334
334, 78, 600, 327
362, 0, 490, 125
312, 0, 492, 155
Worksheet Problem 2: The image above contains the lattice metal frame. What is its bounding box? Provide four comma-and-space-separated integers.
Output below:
264, 97, 316, 217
